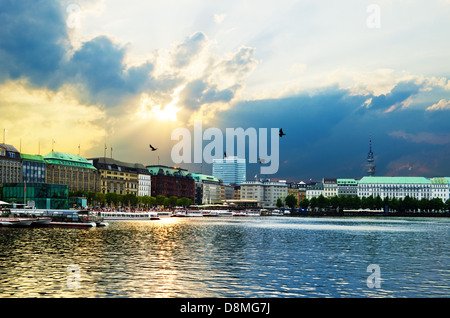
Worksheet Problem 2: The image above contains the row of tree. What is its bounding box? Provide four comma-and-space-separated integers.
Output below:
69, 190, 192, 208
277, 194, 450, 213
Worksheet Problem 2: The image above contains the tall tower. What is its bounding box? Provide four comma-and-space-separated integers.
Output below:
366, 137, 376, 176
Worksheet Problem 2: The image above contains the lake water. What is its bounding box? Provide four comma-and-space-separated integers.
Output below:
0, 216, 448, 298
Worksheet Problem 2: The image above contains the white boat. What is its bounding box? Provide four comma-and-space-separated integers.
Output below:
99, 211, 160, 220
0, 217, 34, 227
245, 209, 261, 217
10, 209, 99, 228
174, 210, 203, 217
156, 211, 173, 218
271, 209, 284, 216
202, 210, 234, 217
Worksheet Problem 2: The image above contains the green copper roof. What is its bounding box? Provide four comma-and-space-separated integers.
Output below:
191, 173, 221, 183
44, 152, 96, 170
20, 153, 45, 163
359, 176, 431, 184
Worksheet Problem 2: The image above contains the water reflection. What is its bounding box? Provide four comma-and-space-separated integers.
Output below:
0, 217, 449, 297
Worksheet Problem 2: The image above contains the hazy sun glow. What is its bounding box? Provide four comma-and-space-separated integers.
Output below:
137, 86, 184, 122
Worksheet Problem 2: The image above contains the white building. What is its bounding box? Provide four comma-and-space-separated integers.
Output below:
322, 178, 338, 198
357, 176, 432, 200
429, 177, 450, 202
138, 173, 151, 196
306, 182, 324, 200
240, 180, 288, 208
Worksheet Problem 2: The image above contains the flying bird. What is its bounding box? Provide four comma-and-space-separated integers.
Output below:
279, 128, 286, 137
149, 144, 157, 151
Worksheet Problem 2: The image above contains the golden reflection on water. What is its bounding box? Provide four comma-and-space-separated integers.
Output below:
0, 217, 449, 297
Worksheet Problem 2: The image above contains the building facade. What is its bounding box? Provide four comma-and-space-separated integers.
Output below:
323, 178, 338, 198
191, 173, 222, 205
147, 165, 195, 201
89, 157, 141, 195
21, 154, 46, 183
306, 181, 324, 200
337, 178, 358, 197
0, 144, 22, 184
240, 179, 288, 208
357, 176, 432, 200
212, 156, 246, 185
45, 152, 99, 193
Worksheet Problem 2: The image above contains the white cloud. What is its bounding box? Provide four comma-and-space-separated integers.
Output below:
426, 99, 450, 111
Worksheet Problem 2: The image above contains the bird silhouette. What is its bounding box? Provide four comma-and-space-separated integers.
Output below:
258, 158, 266, 164
149, 144, 157, 151
279, 128, 286, 137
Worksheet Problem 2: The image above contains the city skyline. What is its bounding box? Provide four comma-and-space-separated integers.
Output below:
1, 1, 450, 181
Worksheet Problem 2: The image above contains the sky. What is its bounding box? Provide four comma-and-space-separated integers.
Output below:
1, 0, 450, 181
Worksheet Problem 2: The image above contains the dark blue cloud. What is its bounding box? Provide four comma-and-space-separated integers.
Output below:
365, 80, 422, 111
212, 86, 450, 181
0, 0, 68, 88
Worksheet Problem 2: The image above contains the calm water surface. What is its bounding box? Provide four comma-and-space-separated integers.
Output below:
0, 216, 448, 298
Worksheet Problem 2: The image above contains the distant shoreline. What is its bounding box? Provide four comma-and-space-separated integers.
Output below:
289, 211, 450, 218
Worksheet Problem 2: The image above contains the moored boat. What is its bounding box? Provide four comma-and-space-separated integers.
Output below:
98, 211, 160, 220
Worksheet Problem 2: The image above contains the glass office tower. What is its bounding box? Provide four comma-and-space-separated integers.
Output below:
212, 156, 246, 185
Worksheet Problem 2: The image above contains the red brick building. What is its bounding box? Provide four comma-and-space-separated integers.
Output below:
146, 165, 195, 201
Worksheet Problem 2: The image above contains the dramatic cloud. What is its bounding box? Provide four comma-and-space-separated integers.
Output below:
426, 99, 450, 111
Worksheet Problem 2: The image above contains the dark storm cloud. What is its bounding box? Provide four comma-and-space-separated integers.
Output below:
0, 0, 69, 88
180, 79, 237, 110
217, 86, 450, 181
365, 80, 422, 112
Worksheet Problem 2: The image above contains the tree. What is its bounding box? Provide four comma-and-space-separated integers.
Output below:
276, 197, 283, 208
285, 194, 297, 209
317, 194, 328, 211
330, 196, 339, 211
155, 195, 166, 206
94, 192, 106, 206
169, 196, 178, 207
299, 198, 309, 210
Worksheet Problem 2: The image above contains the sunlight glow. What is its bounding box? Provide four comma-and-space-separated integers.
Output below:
137, 85, 184, 122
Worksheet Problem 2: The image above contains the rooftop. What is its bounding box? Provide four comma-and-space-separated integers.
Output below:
44, 152, 96, 170
359, 176, 432, 184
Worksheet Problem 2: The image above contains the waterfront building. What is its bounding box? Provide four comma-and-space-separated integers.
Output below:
221, 184, 235, 201
337, 178, 358, 197
306, 181, 324, 200
191, 173, 222, 204
136, 165, 151, 197
45, 152, 99, 193
429, 177, 449, 202
2, 182, 69, 209
212, 156, 246, 185
21, 154, 46, 183
322, 178, 338, 198
240, 179, 288, 208
146, 165, 195, 201
287, 182, 301, 205
0, 143, 22, 184
89, 157, 140, 195
298, 181, 306, 202
357, 176, 432, 200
